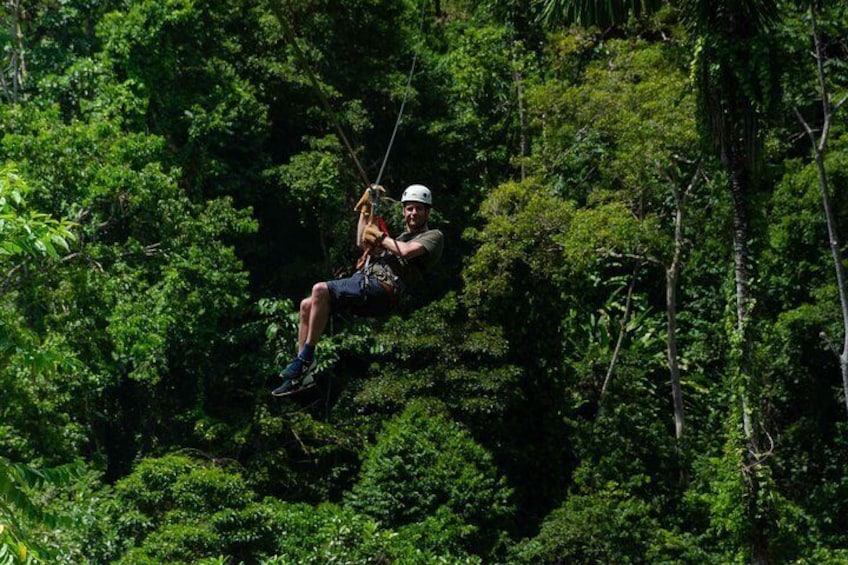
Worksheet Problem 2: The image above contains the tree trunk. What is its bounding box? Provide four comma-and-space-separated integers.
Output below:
516, 70, 527, 182
795, 5, 848, 417
809, 140, 848, 416
725, 126, 774, 565
728, 164, 752, 330
667, 262, 684, 438
1, 0, 26, 103
727, 154, 758, 445
600, 269, 637, 397
666, 165, 699, 440
513, 43, 527, 182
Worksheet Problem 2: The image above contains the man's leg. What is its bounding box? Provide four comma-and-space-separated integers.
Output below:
304, 282, 331, 347
295, 282, 332, 352
276, 283, 330, 389
296, 296, 311, 353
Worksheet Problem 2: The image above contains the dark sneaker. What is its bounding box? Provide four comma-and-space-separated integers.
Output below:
278, 355, 317, 381
271, 378, 301, 396
272, 355, 317, 396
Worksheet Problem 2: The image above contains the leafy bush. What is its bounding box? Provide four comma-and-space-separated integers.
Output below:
263, 500, 481, 565
511, 482, 711, 564
87, 454, 264, 564
345, 399, 514, 559
85, 453, 481, 564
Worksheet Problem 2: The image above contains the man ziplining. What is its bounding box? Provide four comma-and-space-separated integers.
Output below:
272, 183, 444, 396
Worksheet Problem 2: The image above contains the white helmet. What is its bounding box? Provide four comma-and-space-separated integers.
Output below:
401, 184, 432, 206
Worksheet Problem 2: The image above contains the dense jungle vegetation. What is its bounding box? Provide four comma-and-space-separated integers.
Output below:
1, 0, 848, 562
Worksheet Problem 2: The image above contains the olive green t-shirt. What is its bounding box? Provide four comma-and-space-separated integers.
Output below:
365, 228, 444, 292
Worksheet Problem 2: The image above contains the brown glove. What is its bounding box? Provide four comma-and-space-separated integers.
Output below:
353, 185, 385, 217
363, 224, 386, 246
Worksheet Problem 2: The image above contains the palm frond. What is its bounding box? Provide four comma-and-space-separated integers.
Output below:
538, 0, 665, 29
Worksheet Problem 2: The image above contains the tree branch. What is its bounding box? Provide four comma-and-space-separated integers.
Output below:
600, 267, 638, 398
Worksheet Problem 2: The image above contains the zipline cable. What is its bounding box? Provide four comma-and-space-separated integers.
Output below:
361, 3, 428, 275
269, 0, 427, 190
374, 2, 427, 187
268, 0, 371, 187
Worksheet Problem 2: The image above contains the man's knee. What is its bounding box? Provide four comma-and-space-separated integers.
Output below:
299, 296, 312, 316
312, 282, 329, 301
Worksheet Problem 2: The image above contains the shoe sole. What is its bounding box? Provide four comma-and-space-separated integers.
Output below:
271, 380, 317, 397
271, 361, 319, 397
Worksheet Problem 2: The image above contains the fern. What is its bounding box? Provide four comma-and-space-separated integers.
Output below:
0, 458, 83, 564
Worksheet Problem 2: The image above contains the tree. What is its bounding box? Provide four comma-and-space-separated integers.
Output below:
0, 0, 26, 102
345, 399, 514, 559
0, 165, 78, 462
81, 453, 481, 564
0, 102, 257, 475
524, 35, 702, 436
791, 3, 848, 416
512, 480, 708, 564
96, 0, 270, 199
539, 0, 783, 560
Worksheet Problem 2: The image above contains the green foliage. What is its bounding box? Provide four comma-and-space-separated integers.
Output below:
760, 133, 848, 555
0, 166, 75, 261
0, 101, 257, 470
83, 453, 481, 564
778, 1, 848, 117
89, 454, 258, 563
356, 294, 522, 429
463, 177, 662, 350
539, 0, 665, 29
436, 21, 522, 173
463, 178, 578, 318
687, 437, 828, 563
261, 500, 481, 564
265, 134, 353, 268
2, 0, 848, 563
0, 458, 83, 565
0, 165, 82, 462
95, 0, 271, 201
346, 399, 513, 558
512, 481, 709, 564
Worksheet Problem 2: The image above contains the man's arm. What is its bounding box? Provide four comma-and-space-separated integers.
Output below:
356, 212, 368, 249
382, 236, 426, 259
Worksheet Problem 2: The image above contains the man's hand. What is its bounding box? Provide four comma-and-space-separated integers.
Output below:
362, 224, 385, 246
353, 185, 385, 217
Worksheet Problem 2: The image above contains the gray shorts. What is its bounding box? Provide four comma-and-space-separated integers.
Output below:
326, 272, 394, 317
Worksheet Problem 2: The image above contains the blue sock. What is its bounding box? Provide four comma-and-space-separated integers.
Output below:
300, 342, 315, 362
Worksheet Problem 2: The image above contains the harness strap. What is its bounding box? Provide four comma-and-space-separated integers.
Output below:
378, 279, 399, 307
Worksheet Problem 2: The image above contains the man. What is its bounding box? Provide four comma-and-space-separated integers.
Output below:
272, 184, 444, 396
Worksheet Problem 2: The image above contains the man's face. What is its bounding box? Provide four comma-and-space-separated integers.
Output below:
402, 202, 430, 232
